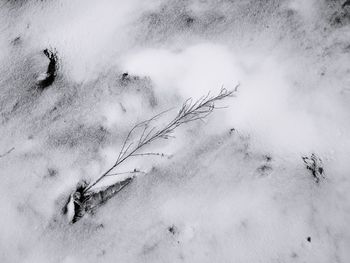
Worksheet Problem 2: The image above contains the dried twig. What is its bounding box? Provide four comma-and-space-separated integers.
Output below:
84, 86, 238, 192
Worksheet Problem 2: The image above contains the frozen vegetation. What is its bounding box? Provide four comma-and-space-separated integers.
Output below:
0, 0, 350, 262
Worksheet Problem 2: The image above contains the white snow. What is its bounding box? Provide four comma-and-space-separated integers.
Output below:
1, 0, 350, 262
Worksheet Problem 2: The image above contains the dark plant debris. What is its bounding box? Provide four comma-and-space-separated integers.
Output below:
302, 153, 325, 184
37, 48, 58, 89
119, 72, 140, 85
229, 127, 236, 134
63, 177, 133, 224
121, 72, 129, 81
256, 154, 273, 176
168, 225, 178, 235
264, 155, 272, 162
11, 36, 21, 46
257, 164, 272, 174
47, 168, 58, 177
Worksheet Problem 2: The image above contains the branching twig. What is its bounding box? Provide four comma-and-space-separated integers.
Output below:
83, 86, 238, 193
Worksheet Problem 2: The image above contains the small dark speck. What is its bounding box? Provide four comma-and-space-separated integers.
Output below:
48, 168, 57, 177
229, 128, 236, 134
334, 16, 342, 25
121, 72, 129, 81
99, 125, 107, 133
168, 225, 177, 235
265, 155, 272, 162
11, 36, 21, 45
307, 236, 311, 242
185, 17, 195, 25
257, 165, 272, 174
240, 220, 248, 229
291, 252, 298, 258
119, 102, 127, 113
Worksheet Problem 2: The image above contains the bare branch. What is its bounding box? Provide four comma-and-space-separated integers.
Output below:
84, 86, 238, 193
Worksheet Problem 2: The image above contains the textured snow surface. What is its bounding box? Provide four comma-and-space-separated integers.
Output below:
1, 0, 350, 262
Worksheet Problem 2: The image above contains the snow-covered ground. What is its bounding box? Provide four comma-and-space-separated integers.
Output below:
1, 0, 350, 262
